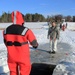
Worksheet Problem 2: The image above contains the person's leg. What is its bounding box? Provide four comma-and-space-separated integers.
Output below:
49, 39, 52, 52
8, 62, 18, 75
52, 40, 54, 52
53, 39, 57, 52
19, 62, 31, 75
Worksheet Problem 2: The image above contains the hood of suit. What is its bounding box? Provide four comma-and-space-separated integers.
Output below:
11, 11, 24, 25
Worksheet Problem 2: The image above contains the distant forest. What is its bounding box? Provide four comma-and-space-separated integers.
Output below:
0, 12, 75, 22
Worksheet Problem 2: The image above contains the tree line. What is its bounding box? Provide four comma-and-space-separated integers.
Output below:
0, 12, 75, 22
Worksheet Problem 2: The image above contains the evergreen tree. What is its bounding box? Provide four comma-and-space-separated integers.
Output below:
73, 16, 75, 22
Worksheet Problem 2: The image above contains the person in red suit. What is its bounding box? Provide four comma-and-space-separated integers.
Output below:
62, 24, 66, 31
3, 11, 38, 75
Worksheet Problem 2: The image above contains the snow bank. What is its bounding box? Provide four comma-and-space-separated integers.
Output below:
0, 44, 9, 73
66, 22, 75, 30
59, 29, 75, 49
53, 53, 75, 75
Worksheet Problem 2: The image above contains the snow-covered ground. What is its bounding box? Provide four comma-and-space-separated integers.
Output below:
0, 22, 75, 75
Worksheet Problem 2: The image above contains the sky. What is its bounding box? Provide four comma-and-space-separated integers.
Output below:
0, 0, 75, 17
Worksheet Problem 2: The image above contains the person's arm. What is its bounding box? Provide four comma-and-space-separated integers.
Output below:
56, 27, 60, 40
26, 29, 38, 48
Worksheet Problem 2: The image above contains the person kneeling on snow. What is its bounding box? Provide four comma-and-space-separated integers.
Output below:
47, 21, 60, 54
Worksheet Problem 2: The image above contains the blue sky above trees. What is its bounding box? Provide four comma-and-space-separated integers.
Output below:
0, 0, 75, 17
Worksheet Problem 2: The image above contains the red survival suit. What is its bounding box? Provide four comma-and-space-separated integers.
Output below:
3, 11, 38, 75
62, 25, 66, 31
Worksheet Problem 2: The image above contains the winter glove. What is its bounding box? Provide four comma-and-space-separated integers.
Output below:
33, 46, 38, 49
33, 43, 38, 49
